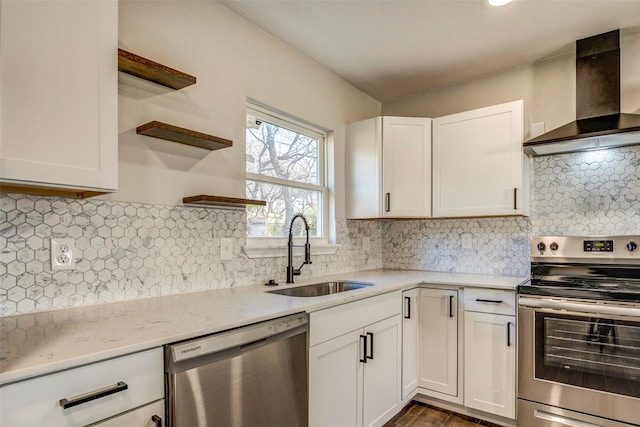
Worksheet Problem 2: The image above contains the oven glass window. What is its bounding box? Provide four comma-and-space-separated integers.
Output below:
535, 312, 640, 398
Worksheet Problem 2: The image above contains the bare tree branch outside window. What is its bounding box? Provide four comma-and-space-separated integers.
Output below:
246, 112, 325, 238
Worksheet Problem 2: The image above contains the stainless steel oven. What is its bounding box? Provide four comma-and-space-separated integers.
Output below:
518, 236, 640, 427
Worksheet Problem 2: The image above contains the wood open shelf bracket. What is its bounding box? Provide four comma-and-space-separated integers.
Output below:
183, 195, 267, 209
118, 49, 196, 90
136, 121, 232, 151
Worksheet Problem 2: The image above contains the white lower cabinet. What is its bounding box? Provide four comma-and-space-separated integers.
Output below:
0, 348, 164, 427
464, 311, 516, 418
309, 292, 402, 427
463, 287, 516, 420
93, 400, 164, 427
401, 288, 419, 399
418, 288, 459, 399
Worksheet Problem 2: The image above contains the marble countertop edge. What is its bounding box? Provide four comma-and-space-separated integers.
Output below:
0, 269, 528, 386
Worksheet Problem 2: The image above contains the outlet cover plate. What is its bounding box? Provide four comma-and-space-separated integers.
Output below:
51, 238, 75, 271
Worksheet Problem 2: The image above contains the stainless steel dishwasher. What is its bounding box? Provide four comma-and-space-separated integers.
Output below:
165, 313, 308, 427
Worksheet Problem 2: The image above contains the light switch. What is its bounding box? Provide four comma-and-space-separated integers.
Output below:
220, 238, 233, 260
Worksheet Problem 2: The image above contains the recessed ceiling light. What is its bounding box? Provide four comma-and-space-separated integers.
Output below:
488, 0, 513, 6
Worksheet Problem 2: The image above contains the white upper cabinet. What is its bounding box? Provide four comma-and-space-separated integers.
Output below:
432, 100, 528, 218
0, 0, 118, 196
346, 116, 432, 219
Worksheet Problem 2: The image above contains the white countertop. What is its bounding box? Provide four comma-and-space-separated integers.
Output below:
0, 269, 527, 385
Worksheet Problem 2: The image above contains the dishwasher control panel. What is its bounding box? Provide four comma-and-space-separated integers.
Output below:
170, 313, 308, 362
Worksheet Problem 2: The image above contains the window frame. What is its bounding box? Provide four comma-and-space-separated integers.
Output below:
245, 104, 330, 251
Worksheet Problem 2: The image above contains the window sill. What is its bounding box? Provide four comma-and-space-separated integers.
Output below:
242, 243, 341, 259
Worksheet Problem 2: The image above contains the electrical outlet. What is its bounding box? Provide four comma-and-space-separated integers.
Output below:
362, 237, 371, 251
51, 238, 75, 271
220, 238, 233, 261
461, 233, 473, 250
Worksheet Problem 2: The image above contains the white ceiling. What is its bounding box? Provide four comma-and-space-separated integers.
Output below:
219, 0, 640, 102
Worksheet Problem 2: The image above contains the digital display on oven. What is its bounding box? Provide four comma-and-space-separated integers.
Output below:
583, 240, 614, 252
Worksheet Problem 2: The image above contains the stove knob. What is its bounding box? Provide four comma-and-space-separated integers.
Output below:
550, 242, 559, 251
537, 242, 546, 252
627, 241, 638, 252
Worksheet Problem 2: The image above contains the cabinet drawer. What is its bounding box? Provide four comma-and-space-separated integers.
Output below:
310, 291, 401, 346
93, 399, 164, 427
464, 288, 515, 315
0, 348, 163, 427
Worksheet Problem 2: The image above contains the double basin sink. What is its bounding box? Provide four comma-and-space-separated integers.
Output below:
267, 281, 373, 297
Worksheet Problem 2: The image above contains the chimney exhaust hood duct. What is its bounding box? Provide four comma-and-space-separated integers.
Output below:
524, 29, 640, 156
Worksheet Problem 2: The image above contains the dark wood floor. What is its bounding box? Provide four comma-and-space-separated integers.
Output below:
384, 401, 504, 427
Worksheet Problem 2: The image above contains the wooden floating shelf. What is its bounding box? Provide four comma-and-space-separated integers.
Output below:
183, 195, 267, 208
136, 121, 232, 151
118, 49, 196, 90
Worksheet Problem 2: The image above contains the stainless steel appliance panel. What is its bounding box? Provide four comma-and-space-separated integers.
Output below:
166, 314, 308, 427
518, 300, 640, 426
518, 399, 636, 427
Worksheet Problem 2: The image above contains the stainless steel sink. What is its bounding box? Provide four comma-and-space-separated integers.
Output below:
267, 281, 373, 297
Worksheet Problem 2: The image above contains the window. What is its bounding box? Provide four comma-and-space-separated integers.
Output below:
245, 105, 328, 244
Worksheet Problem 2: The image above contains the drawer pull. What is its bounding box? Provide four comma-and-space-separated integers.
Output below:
152, 414, 162, 427
59, 381, 128, 409
475, 298, 503, 304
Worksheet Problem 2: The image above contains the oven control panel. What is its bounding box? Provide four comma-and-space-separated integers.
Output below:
583, 240, 614, 252
532, 235, 640, 261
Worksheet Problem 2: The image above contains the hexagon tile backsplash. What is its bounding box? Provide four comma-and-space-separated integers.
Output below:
1, 146, 639, 315
0, 197, 383, 315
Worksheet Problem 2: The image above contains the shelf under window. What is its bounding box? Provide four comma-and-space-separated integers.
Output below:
183, 195, 266, 209
136, 121, 232, 151
117, 49, 196, 90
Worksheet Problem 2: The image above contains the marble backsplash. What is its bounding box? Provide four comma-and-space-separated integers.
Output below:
0, 197, 383, 315
1, 146, 639, 315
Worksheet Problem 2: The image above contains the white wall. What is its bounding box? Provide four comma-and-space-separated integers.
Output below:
383, 27, 640, 140
110, 1, 381, 220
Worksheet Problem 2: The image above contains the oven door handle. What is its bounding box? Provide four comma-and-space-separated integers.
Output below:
519, 297, 640, 318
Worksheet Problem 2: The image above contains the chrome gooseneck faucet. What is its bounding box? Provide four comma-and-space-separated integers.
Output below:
286, 213, 312, 283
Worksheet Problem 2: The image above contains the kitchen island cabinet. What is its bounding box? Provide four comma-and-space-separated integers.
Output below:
0, 0, 118, 197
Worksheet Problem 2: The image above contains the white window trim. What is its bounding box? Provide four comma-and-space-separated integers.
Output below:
244, 104, 337, 258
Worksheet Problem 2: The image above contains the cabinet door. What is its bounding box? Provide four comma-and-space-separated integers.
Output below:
363, 315, 402, 427
309, 329, 364, 427
464, 312, 516, 419
0, 0, 118, 191
93, 400, 164, 427
432, 100, 526, 217
401, 289, 419, 399
418, 288, 458, 396
346, 117, 383, 219
382, 117, 432, 218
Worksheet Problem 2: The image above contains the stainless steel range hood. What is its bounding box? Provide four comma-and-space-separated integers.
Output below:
524, 30, 640, 156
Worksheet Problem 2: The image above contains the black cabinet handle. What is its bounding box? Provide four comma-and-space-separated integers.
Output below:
514, 188, 518, 210
404, 296, 411, 319
385, 193, 391, 212
448, 295, 454, 318
476, 298, 503, 304
507, 322, 512, 347
360, 335, 368, 363
366, 332, 374, 360
152, 415, 162, 427
59, 381, 128, 409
